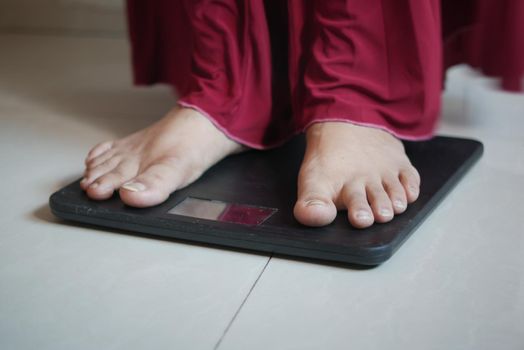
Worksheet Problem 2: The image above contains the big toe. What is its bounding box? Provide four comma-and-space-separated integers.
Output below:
119, 157, 185, 208
294, 175, 337, 227
294, 198, 337, 227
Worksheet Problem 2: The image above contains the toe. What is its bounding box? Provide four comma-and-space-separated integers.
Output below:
86, 161, 138, 200
294, 174, 337, 227
399, 166, 421, 203
366, 182, 394, 223
342, 183, 374, 229
383, 175, 408, 214
85, 149, 115, 169
85, 141, 113, 164
119, 157, 185, 207
81, 156, 121, 190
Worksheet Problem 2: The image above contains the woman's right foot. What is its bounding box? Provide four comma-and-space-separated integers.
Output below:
294, 122, 421, 229
81, 106, 246, 207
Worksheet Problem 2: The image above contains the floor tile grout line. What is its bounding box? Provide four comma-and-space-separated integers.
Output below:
213, 254, 272, 350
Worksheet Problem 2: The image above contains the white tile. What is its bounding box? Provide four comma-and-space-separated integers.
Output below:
0, 34, 269, 350
0, 0, 125, 36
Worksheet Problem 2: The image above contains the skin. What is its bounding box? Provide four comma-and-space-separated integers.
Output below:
293, 121, 420, 228
81, 106, 420, 228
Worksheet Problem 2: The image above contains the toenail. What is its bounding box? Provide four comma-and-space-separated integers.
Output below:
409, 185, 419, 193
379, 208, 392, 217
356, 210, 372, 221
393, 200, 406, 210
305, 199, 326, 207
90, 182, 112, 192
122, 182, 146, 192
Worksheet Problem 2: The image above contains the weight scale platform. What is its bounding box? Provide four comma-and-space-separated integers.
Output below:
50, 135, 483, 266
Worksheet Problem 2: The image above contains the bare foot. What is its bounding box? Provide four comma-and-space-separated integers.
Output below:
294, 122, 421, 228
81, 106, 245, 207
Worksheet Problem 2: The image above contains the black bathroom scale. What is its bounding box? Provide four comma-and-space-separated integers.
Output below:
50, 135, 482, 266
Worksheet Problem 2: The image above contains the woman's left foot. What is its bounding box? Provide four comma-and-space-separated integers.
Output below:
80, 106, 245, 207
294, 122, 421, 228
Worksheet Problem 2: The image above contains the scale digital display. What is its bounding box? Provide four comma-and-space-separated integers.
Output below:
168, 197, 278, 226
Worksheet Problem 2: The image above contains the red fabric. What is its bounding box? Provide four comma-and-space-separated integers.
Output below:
442, 0, 524, 92
288, 1, 441, 140
126, 0, 523, 149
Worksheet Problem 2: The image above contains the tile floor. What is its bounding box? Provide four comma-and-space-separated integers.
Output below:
0, 34, 523, 350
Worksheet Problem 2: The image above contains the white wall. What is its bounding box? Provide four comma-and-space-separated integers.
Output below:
0, 0, 126, 36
